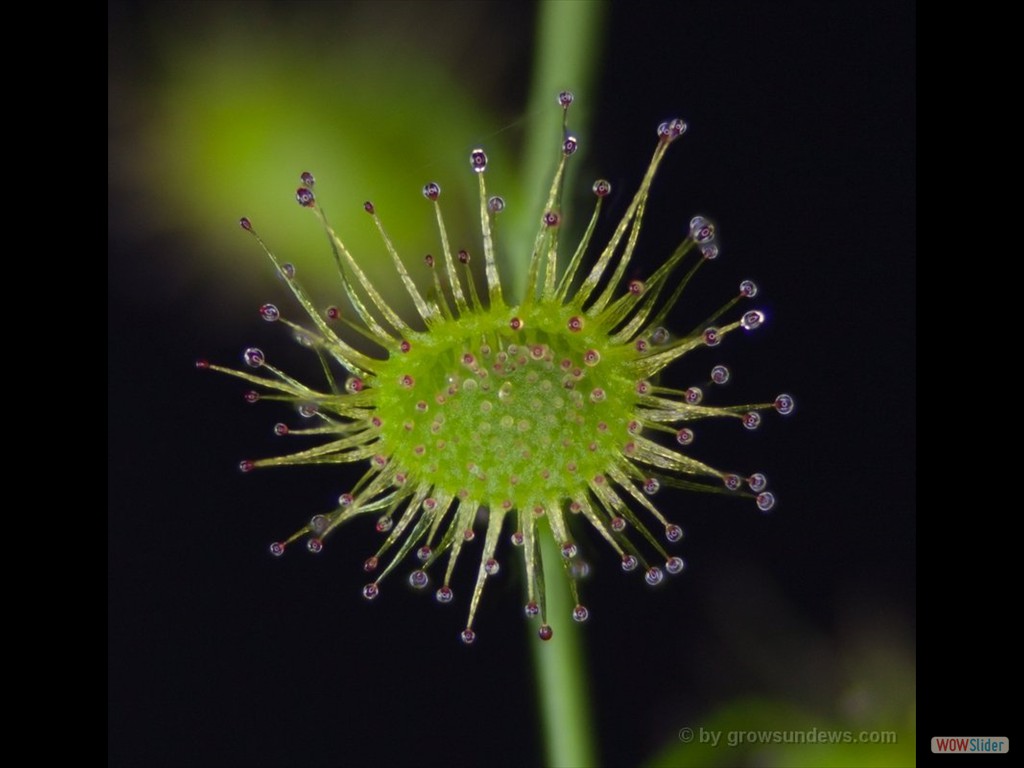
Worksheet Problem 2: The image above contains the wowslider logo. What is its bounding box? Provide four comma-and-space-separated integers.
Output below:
931, 737, 1009, 754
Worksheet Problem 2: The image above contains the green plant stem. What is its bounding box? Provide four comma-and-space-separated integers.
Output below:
509, 0, 608, 303
516, 5, 607, 766
531, 532, 598, 767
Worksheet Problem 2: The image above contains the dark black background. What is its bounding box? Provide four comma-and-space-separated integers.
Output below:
110, 3, 923, 766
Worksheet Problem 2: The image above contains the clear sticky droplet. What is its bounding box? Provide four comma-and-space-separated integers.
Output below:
363, 556, 379, 572
306, 538, 323, 554
756, 492, 776, 512
774, 394, 796, 415
558, 90, 574, 107
470, 149, 488, 173
568, 316, 583, 332
685, 387, 703, 405
422, 182, 441, 201
436, 585, 453, 603
239, 217, 253, 231
543, 210, 561, 228
280, 263, 295, 279
711, 365, 730, 385
570, 559, 590, 579
702, 328, 721, 347
689, 216, 715, 243
484, 558, 500, 576
700, 244, 719, 260
645, 566, 664, 586
573, 604, 590, 623
511, 531, 524, 546
295, 187, 315, 207
268, 541, 285, 557
259, 303, 280, 322
300, 171, 315, 188
651, 327, 671, 345
298, 404, 318, 418
293, 330, 315, 348
562, 136, 578, 156
310, 515, 329, 534
593, 179, 611, 197
538, 625, 553, 641
416, 545, 432, 562
676, 428, 695, 445
243, 347, 265, 368
238, 460, 255, 473
741, 310, 765, 330
375, 516, 393, 533
408, 570, 429, 589
525, 601, 540, 618
461, 628, 476, 644
509, 316, 523, 331
723, 474, 743, 491
487, 196, 505, 213
666, 556, 685, 574
363, 201, 375, 214
243, 390, 260, 404
611, 516, 626, 532
362, 583, 379, 600
747, 473, 768, 492
643, 478, 660, 495
665, 524, 683, 543
657, 117, 687, 141
742, 412, 762, 430
739, 280, 758, 298
621, 554, 638, 572
561, 541, 578, 558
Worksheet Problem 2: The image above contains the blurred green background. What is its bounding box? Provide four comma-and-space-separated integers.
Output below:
109, 2, 917, 766
110, 0, 603, 324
